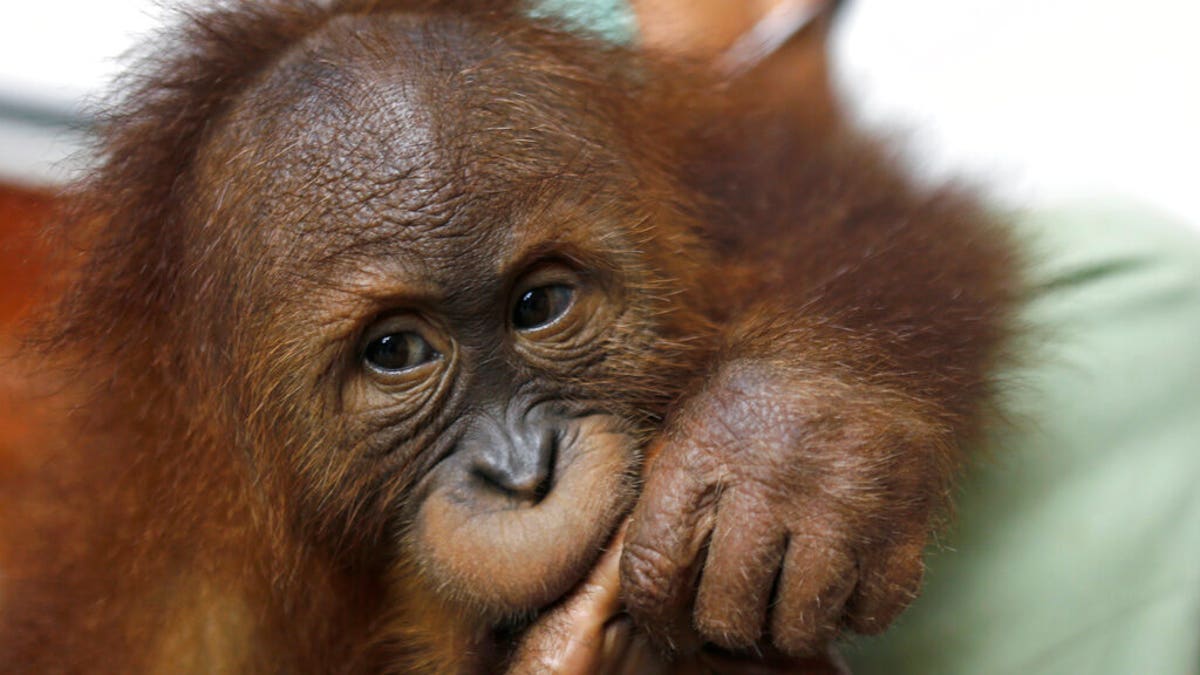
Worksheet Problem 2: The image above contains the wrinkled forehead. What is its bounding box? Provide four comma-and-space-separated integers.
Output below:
198, 12, 636, 271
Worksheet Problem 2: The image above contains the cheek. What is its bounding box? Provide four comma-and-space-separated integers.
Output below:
406, 416, 639, 617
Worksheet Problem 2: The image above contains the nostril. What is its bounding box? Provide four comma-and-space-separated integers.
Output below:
531, 429, 557, 502
530, 476, 551, 502
470, 463, 521, 499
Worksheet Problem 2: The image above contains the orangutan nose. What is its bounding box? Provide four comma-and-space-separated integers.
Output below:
463, 411, 557, 503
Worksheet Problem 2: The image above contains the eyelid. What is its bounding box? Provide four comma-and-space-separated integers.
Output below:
513, 261, 580, 293
360, 311, 440, 344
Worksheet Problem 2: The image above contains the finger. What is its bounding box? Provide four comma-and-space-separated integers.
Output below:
605, 628, 676, 675
621, 438, 719, 652
509, 526, 626, 674
844, 534, 925, 634
693, 492, 786, 649
770, 534, 856, 656
600, 616, 634, 669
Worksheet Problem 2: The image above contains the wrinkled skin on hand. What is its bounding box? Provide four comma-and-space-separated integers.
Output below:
510, 526, 849, 674
620, 357, 950, 658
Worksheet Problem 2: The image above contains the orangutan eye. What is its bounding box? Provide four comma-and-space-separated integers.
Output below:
363, 331, 440, 373
512, 284, 574, 331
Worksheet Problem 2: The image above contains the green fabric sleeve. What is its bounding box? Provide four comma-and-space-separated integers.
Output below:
525, 0, 637, 44
846, 203, 1200, 674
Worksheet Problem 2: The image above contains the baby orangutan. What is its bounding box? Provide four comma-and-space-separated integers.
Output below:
0, 1, 1017, 672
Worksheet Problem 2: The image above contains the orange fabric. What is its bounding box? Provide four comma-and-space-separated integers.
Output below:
0, 184, 54, 327
0, 183, 56, 477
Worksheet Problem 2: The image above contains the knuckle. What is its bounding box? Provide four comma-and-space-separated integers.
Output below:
619, 542, 681, 615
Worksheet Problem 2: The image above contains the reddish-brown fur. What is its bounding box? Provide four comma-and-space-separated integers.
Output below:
0, 1, 1018, 673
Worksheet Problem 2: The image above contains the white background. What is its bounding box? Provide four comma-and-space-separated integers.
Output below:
2, 0, 1198, 227
832, 0, 1200, 228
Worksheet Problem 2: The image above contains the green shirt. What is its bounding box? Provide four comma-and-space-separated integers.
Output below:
847, 203, 1200, 674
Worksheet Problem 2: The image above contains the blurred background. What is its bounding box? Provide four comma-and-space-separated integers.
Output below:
2, 0, 1199, 228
